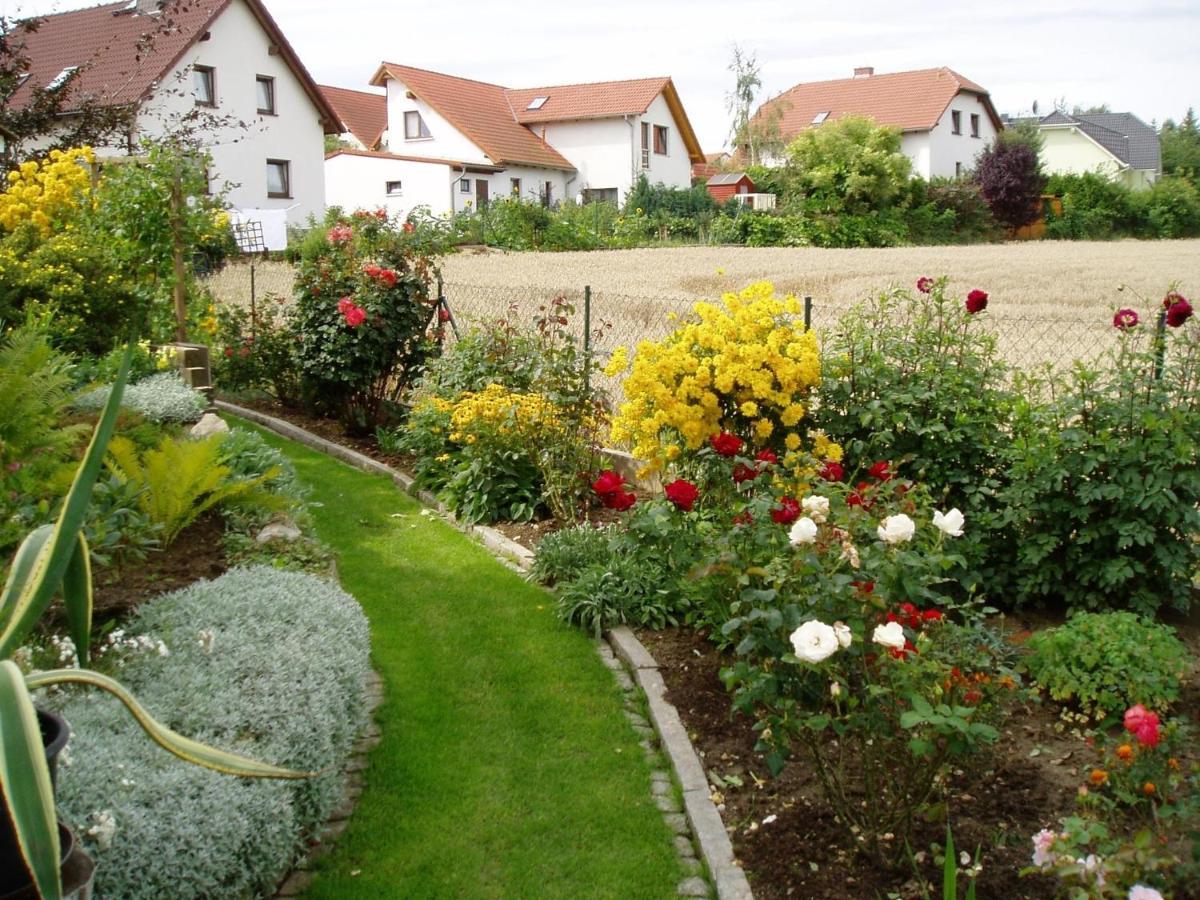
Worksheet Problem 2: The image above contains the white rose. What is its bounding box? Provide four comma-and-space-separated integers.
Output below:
871, 621, 906, 650
789, 620, 840, 663
932, 508, 965, 537
832, 621, 852, 648
801, 495, 830, 524
829, 681, 842, 699
789, 516, 819, 545
877, 513, 916, 544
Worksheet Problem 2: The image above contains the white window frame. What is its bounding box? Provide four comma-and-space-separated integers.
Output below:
385, 180, 403, 196
405, 110, 431, 140
256, 75, 276, 115
194, 65, 216, 107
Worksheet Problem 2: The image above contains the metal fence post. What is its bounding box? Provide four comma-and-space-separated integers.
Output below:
583, 285, 592, 398
804, 295, 813, 331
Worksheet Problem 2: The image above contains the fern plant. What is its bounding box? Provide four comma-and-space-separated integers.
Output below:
0, 325, 87, 471
105, 434, 282, 544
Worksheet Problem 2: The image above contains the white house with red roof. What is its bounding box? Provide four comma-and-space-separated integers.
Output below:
323, 64, 704, 218
11, 0, 339, 228
751, 67, 1002, 179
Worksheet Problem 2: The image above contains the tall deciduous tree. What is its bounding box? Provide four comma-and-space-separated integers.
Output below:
783, 116, 911, 215
1161, 108, 1200, 184
973, 131, 1047, 230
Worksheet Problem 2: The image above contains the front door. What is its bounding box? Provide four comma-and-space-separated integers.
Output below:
475, 179, 489, 209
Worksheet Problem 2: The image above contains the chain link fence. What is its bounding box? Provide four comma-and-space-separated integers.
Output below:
204, 261, 1123, 400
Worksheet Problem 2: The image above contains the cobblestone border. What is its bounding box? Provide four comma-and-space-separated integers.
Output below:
219, 401, 743, 898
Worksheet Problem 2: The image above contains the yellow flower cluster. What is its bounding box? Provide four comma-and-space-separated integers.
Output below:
447, 384, 566, 446
609, 281, 826, 471
0, 147, 95, 236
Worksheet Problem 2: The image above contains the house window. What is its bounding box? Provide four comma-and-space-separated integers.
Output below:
202, 166, 212, 195
459, 178, 471, 193
193, 65, 216, 107
510, 177, 521, 196
582, 187, 618, 204
266, 159, 290, 198
526, 96, 548, 110
46, 66, 78, 92
405, 110, 431, 140
541, 181, 553, 207
640, 122, 650, 168
951, 110, 962, 135
653, 125, 669, 155
955, 162, 963, 178
256, 76, 275, 115
970, 113, 980, 138
386, 180, 403, 196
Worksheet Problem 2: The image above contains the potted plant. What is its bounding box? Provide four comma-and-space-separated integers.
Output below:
0, 343, 313, 900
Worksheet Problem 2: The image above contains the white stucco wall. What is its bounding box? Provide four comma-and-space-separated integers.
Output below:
133, 0, 328, 225
637, 93, 694, 191
382, 78, 492, 165
539, 117, 634, 200
325, 153, 452, 218
900, 132, 932, 180
1038, 127, 1155, 189
923, 92, 998, 179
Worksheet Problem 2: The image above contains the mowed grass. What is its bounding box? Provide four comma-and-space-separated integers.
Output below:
227, 417, 681, 899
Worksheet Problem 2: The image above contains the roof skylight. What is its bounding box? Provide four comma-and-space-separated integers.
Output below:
527, 96, 549, 110
46, 66, 78, 92
811, 111, 830, 125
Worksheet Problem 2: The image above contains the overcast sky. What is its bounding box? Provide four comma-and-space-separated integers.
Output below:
6, 0, 1199, 151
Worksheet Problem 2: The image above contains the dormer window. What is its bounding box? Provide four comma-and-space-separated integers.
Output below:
811, 111, 830, 125
526, 96, 548, 110
404, 110, 431, 140
46, 66, 78, 92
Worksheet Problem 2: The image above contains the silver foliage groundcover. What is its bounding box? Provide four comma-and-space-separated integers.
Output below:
74, 372, 207, 423
44, 567, 371, 899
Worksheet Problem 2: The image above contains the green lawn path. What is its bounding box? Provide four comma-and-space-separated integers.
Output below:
229, 417, 682, 899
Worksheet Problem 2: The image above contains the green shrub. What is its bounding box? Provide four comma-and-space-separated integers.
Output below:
782, 115, 912, 216
1045, 172, 1137, 239
1132, 175, 1200, 238
211, 295, 302, 404
998, 308, 1200, 614
812, 277, 1014, 590
906, 177, 999, 244
555, 553, 679, 637
1024, 612, 1190, 721
46, 566, 370, 899
531, 523, 616, 586
624, 175, 717, 219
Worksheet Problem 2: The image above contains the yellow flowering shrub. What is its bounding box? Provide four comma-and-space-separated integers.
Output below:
447, 384, 567, 445
0, 147, 95, 235
609, 281, 827, 471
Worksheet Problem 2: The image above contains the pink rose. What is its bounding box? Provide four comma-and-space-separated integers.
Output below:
1112, 308, 1140, 329
916, 276, 934, 294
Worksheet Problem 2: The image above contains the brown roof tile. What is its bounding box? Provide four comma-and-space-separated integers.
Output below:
321, 85, 388, 149
507, 76, 667, 123
755, 67, 1000, 139
10, 0, 339, 132
372, 63, 575, 171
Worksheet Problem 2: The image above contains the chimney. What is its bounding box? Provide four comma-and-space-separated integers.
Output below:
853, 66, 874, 78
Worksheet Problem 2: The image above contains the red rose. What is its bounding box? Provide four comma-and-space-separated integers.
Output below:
732, 510, 753, 526
605, 491, 637, 511
963, 689, 983, 704
438, 307, 451, 322
922, 609, 943, 623
377, 268, 398, 288
851, 580, 875, 595
1166, 297, 1193, 328
710, 432, 744, 457
403, 221, 416, 234
819, 461, 844, 482
1113, 308, 1140, 329
591, 470, 625, 497
342, 305, 367, 327
847, 481, 872, 508
224, 347, 233, 358
868, 461, 892, 482
374, 208, 388, 220
732, 463, 758, 483
664, 479, 699, 512
965, 289, 988, 314
363, 263, 381, 278
755, 449, 778, 465
771, 496, 801, 524
1163, 291, 1185, 309
916, 276, 934, 294
1135, 719, 1162, 748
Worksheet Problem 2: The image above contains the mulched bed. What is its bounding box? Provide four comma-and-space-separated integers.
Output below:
637, 619, 1200, 899
91, 513, 228, 622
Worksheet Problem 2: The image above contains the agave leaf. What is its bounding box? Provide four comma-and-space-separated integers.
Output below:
25, 668, 316, 779
61, 533, 93, 667
0, 525, 54, 646
0, 661, 61, 900
0, 341, 133, 660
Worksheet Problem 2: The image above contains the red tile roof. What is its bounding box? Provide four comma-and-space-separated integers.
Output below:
320, 85, 388, 150
754, 67, 1001, 139
9, 0, 339, 132
370, 64, 705, 169
508, 77, 667, 124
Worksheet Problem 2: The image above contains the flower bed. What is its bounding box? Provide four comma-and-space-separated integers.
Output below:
43, 566, 370, 899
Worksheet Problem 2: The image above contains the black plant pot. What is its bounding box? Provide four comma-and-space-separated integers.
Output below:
0, 708, 71, 896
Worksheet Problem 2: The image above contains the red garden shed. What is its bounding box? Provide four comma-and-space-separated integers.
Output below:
706, 172, 755, 203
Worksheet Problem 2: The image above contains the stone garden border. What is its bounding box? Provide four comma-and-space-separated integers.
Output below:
217, 400, 752, 900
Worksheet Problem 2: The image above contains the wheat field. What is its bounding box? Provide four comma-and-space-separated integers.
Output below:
204, 239, 1200, 373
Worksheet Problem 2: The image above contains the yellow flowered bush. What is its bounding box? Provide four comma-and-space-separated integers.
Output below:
609, 281, 828, 471
0, 147, 95, 235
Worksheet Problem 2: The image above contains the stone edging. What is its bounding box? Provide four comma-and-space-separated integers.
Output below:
608, 627, 754, 900
219, 401, 747, 898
